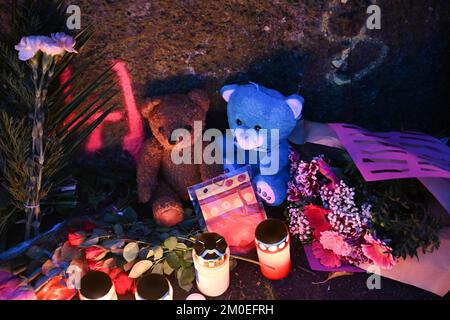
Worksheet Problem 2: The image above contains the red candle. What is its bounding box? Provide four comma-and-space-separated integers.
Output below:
255, 219, 291, 280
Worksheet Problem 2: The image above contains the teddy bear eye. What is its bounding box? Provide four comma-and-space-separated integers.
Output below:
158, 127, 164, 133
236, 119, 242, 126
254, 125, 262, 131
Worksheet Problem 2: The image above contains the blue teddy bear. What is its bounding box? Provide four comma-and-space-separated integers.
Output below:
220, 83, 304, 206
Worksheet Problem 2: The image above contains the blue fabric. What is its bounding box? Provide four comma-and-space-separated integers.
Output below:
221, 83, 303, 206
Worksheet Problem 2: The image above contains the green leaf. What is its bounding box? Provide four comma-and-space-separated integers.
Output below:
129, 260, 153, 278
152, 262, 164, 275
164, 236, 178, 251
139, 247, 154, 259
153, 246, 164, 260
102, 239, 125, 250
163, 260, 174, 275
103, 211, 120, 223
121, 207, 138, 223
123, 242, 139, 262
177, 266, 195, 291
165, 252, 180, 269
183, 250, 193, 263
113, 224, 124, 236
175, 243, 188, 250
80, 235, 99, 247
179, 255, 193, 269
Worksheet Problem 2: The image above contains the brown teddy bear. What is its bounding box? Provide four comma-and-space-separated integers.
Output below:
137, 89, 221, 226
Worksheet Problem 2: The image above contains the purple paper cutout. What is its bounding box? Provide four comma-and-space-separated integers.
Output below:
303, 244, 364, 273
329, 123, 450, 181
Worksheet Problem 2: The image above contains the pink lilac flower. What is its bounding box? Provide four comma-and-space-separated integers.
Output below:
319, 230, 353, 256
288, 205, 313, 242
361, 234, 396, 269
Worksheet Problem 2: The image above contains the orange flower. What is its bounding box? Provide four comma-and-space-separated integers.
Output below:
303, 204, 332, 239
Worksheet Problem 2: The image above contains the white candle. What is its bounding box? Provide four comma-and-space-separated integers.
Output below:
135, 274, 173, 300
79, 271, 118, 300
186, 293, 206, 300
255, 219, 291, 280
193, 232, 230, 297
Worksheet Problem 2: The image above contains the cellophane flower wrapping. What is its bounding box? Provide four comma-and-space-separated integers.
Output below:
188, 166, 266, 254
287, 150, 396, 269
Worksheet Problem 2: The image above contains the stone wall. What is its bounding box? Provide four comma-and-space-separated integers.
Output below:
6, 1, 450, 152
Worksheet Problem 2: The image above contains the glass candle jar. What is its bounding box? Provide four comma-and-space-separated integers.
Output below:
79, 271, 118, 300
193, 232, 230, 297
135, 274, 173, 300
255, 219, 291, 280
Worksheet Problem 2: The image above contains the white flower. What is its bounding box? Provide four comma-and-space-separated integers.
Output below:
40, 37, 65, 56
15, 33, 77, 61
14, 36, 44, 61
51, 33, 78, 54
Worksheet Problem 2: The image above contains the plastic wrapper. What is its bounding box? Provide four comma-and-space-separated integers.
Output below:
188, 166, 266, 254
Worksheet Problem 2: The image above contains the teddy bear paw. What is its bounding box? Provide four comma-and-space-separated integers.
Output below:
255, 180, 276, 205
154, 207, 183, 227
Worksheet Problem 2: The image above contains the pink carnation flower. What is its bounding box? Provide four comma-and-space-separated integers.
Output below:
312, 241, 341, 268
319, 230, 353, 256
361, 234, 396, 269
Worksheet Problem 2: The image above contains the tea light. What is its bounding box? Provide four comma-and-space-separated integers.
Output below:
135, 274, 173, 300
193, 232, 230, 297
255, 219, 291, 280
79, 271, 118, 300
186, 293, 206, 300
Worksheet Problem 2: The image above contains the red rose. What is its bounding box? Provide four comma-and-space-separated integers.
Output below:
85, 246, 108, 261
87, 260, 109, 273
304, 204, 332, 239
68, 231, 86, 247
109, 267, 134, 295
36, 276, 76, 300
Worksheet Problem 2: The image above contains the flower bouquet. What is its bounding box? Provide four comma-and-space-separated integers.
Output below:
286, 150, 442, 270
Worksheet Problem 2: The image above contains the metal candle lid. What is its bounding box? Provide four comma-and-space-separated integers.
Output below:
136, 274, 170, 300
80, 271, 112, 299
255, 219, 289, 252
193, 232, 228, 267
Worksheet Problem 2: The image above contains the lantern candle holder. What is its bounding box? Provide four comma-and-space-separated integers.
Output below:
255, 218, 291, 280
193, 232, 230, 297
135, 273, 173, 300
79, 271, 118, 300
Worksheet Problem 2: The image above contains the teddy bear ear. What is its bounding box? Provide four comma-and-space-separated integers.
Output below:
188, 89, 210, 112
142, 98, 161, 118
220, 84, 238, 102
285, 94, 304, 120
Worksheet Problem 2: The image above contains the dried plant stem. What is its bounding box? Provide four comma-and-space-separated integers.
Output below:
24, 55, 55, 240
